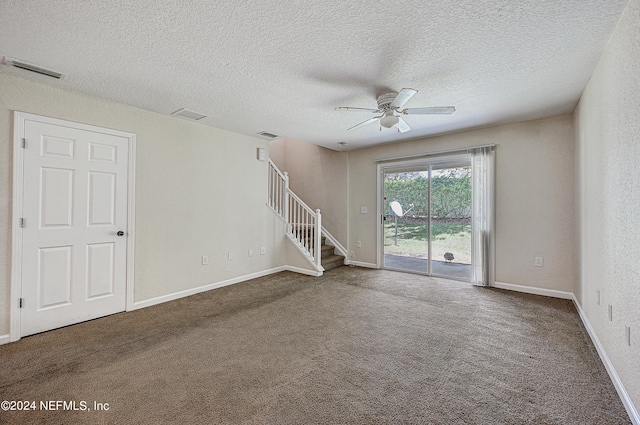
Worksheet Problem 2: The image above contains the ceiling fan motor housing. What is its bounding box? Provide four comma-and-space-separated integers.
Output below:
377, 93, 398, 111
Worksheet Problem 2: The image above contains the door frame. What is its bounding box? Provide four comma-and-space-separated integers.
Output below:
10, 112, 136, 342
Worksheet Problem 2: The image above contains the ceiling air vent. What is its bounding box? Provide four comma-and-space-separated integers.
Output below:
2, 56, 64, 79
171, 108, 207, 121
256, 131, 280, 139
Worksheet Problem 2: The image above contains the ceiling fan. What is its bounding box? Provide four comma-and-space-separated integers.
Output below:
335, 88, 455, 133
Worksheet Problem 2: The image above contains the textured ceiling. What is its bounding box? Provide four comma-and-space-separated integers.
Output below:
0, 0, 629, 151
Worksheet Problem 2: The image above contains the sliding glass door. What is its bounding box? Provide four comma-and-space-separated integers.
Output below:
378, 145, 495, 285
430, 160, 472, 280
382, 155, 472, 281
383, 168, 430, 274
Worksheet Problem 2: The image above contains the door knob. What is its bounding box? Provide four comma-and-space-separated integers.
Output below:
117, 231, 125, 236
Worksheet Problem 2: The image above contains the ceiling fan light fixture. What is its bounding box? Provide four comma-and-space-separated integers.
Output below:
380, 114, 399, 129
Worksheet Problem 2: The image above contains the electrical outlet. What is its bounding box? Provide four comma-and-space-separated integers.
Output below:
596, 290, 600, 305
534, 257, 544, 267
360, 207, 367, 214
248, 249, 253, 257
625, 325, 631, 346
228, 251, 233, 260
260, 246, 266, 255
202, 255, 208, 265
608, 304, 613, 321
356, 241, 361, 248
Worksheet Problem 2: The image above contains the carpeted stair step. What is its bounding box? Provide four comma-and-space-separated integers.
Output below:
322, 254, 345, 271
293, 227, 344, 271
321, 244, 336, 258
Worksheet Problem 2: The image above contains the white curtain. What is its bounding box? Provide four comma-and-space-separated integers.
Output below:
471, 146, 495, 286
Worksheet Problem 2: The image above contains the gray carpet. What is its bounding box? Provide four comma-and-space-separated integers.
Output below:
0, 267, 630, 424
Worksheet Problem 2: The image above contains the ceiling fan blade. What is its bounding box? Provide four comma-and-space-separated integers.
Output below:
390, 88, 418, 109
397, 116, 411, 133
335, 106, 380, 113
401, 106, 456, 115
347, 117, 380, 131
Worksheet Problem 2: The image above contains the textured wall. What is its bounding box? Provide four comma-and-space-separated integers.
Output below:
347, 115, 575, 292
0, 74, 286, 336
574, 0, 640, 411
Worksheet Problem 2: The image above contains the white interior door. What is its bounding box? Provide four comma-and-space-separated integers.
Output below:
19, 117, 130, 337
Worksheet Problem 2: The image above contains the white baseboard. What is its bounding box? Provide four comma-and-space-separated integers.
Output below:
284, 266, 323, 277
321, 226, 347, 258
572, 295, 640, 425
0, 333, 11, 346
130, 265, 327, 311
130, 267, 287, 311
493, 281, 573, 300
344, 260, 378, 269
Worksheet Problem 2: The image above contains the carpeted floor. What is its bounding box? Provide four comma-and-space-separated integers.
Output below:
0, 267, 631, 424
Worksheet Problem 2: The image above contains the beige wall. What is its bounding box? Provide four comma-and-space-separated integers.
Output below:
347, 115, 575, 292
574, 0, 640, 411
269, 138, 348, 245
0, 73, 287, 336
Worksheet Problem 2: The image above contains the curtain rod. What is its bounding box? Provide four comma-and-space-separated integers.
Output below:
374, 144, 496, 163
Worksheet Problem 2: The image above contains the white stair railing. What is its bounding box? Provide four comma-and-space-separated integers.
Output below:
268, 159, 323, 271
268, 160, 288, 219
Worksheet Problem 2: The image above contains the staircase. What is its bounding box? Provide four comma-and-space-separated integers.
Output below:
295, 227, 345, 272
268, 159, 346, 275
320, 236, 345, 271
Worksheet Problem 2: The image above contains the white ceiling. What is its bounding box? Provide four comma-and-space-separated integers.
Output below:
0, 0, 629, 151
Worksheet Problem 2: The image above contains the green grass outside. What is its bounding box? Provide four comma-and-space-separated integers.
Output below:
384, 220, 471, 264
